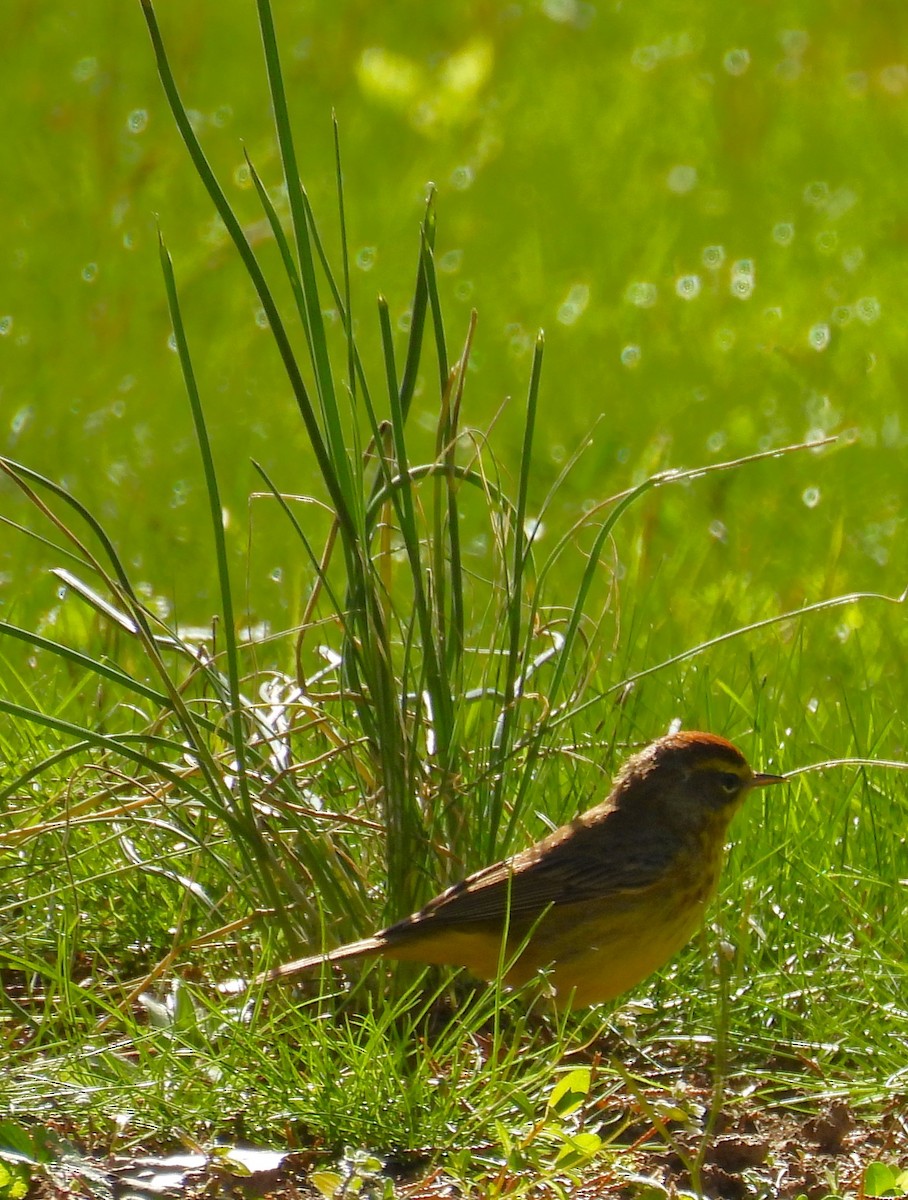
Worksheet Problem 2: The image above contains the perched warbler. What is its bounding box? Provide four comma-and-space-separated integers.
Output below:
225, 731, 783, 1007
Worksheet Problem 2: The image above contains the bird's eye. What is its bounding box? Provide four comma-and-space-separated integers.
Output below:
718, 772, 741, 795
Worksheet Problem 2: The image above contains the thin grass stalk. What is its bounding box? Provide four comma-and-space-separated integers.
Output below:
156, 235, 251, 813
300, 184, 376, 412
440, 314, 473, 683
139, 0, 356, 551
255, 0, 357, 522
399, 194, 435, 423
157, 234, 307, 934
333, 114, 357, 416
0, 701, 224, 823
377, 299, 454, 770
245, 151, 308, 323
0, 622, 170, 710
0, 460, 231, 794
249, 462, 347, 638
0, 460, 320, 925
486, 333, 543, 853
430, 316, 473, 705
142, 3, 404, 821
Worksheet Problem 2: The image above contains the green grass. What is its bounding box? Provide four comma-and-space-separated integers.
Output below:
2, 3, 907, 1197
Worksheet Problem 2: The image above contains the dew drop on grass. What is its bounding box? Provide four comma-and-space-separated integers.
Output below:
10, 405, 32, 435
831, 305, 852, 327
772, 221, 795, 246
0, 315, 12, 336
72, 56, 98, 83
454, 280, 474, 301
702, 244, 725, 269
675, 274, 701, 300
706, 430, 726, 452
806, 697, 819, 713
815, 229, 838, 255
842, 246, 865, 272
723, 47, 751, 75
254, 307, 269, 329
625, 281, 657, 307
523, 516, 545, 543
355, 246, 377, 271
803, 180, 829, 208
451, 165, 474, 190
557, 282, 590, 325
620, 343, 641, 368
730, 273, 754, 299
808, 323, 830, 351
270, 567, 283, 583
507, 324, 531, 356
666, 164, 698, 194
780, 30, 809, 55
170, 481, 189, 509
709, 519, 728, 542
126, 108, 148, 134
81, 262, 98, 283
802, 486, 821, 508
542, 0, 580, 25
438, 248, 463, 273
855, 296, 881, 324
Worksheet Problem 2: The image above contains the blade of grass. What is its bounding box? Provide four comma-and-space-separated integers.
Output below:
139, 0, 356, 549
486, 332, 544, 854
254, 0, 357, 525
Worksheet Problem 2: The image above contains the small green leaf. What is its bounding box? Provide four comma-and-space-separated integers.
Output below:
621, 1178, 670, 1200
494, 1119, 513, 1155
310, 1169, 343, 1198
864, 1161, 908, 1198
0, 1161, 31, 1200
553, 1130, 602, 1169
547, 1067, 591, 1118
0, 1122, 40, 1165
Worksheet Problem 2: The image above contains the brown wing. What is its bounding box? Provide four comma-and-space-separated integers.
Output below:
381, 806, 676, 937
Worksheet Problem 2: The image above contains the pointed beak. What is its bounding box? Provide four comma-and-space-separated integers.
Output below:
752, 771, 785, 788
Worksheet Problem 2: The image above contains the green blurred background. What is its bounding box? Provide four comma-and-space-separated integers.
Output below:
2, 0, 905, 645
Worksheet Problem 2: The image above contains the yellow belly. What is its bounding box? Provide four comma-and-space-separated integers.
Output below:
386, 868, 719, 1008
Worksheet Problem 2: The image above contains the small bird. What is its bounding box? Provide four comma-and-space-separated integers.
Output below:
224, 731, 783, 1007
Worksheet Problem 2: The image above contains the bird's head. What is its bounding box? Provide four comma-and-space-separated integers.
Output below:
615, 730, 784, 827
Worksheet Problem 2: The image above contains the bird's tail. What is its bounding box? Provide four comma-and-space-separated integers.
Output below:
217, 935, 387, 995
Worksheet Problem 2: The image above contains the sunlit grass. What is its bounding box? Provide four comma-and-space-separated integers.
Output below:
1, 2, 907, 1195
